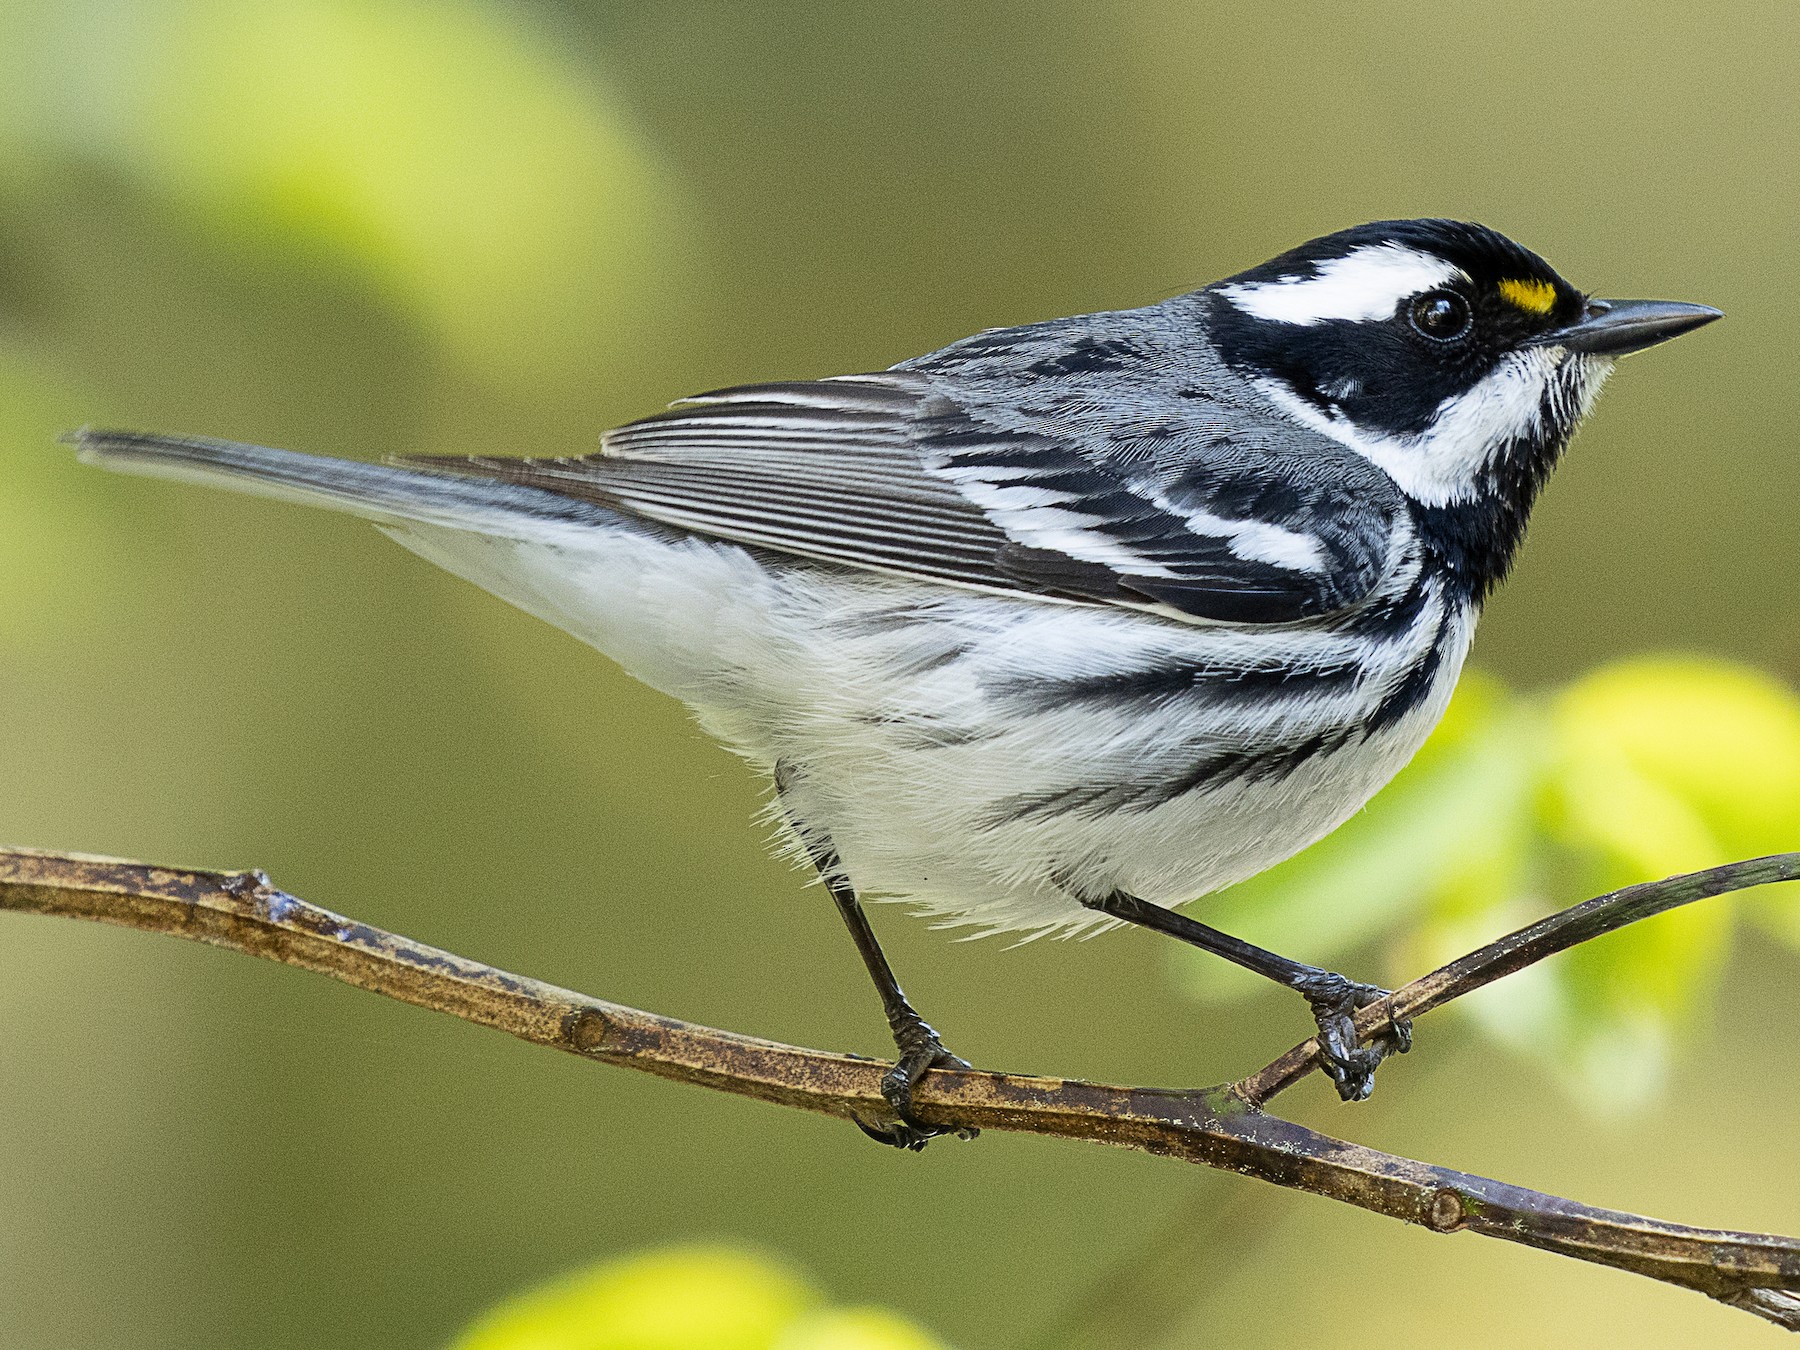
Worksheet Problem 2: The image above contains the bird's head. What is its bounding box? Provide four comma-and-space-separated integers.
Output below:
1202, 218, 1719, 594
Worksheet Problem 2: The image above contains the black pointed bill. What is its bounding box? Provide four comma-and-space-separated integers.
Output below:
1532, 298, 1723, 356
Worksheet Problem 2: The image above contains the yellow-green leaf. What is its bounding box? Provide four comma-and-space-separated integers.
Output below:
1549, 655, 1800, 867
449, 1247, 815, 1350
773, 1308, 948, 1350
1547, 654, 1800, 956
449, 1247, 949, 1350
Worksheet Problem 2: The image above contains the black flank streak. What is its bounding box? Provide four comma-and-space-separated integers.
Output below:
1137, 730, 1357, 811
887, 643, 969, 678
1344, 572, 1434, 640
835, 606, 927, 636
996, 658, 1364, 713
983, 780, 1136, 825
1124, 576, 1317, 625
987, 728, 1362, 826
1365, 644, 1442, 733
860, 712, 995, 749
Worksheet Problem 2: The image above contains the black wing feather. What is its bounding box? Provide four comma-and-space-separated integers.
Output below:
399, 373, 1394, 625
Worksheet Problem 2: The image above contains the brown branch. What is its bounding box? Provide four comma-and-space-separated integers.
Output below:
1237, 853, 1800, 1105
4, 845, 1798, 1331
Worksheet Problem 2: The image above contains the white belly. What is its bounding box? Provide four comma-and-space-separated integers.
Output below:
391, 519, 1472, 938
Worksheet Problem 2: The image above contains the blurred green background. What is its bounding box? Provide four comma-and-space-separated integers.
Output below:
2, 2, 1798, 1347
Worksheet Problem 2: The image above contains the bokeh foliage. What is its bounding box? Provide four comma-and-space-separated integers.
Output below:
1176, 657, 1800, 1108
1, 3, 1797, 1349
3, 0, 693, 393
450, 1246, 945, 1350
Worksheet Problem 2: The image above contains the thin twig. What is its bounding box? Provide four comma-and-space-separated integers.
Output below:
3, 846, 1798, 1331
1235, 853, 1800, 1105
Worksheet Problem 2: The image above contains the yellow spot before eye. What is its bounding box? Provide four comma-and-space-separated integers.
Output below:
1499, 277, 1558, 315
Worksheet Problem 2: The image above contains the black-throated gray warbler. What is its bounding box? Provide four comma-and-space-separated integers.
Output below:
75, 219, 1719, 1148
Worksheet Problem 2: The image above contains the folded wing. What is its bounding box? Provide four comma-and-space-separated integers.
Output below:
401, 373, 1397, 625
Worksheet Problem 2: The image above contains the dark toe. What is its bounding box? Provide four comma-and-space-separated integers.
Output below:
1303, 976, 1409, 1101
1350, 985, 1412, 1057
862, 1038, 979, 1149
1319, 1046, 1382, 1102
1375, 1014, 1414, 1057
854, 1117, 937, 1152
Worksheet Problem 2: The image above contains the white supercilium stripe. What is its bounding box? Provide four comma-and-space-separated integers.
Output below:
1219, 244, 1463, 325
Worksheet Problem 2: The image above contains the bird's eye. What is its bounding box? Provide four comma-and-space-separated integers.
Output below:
1408, 291, 1472, 341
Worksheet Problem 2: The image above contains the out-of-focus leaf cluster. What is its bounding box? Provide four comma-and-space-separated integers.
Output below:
1172, 656, 1800, 1110
0, 0, 694, 406
449, 1246, 947, 1350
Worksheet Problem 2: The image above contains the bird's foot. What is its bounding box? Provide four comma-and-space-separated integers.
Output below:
1291, 969, 1411, 1102
854, 1013, 980, 1151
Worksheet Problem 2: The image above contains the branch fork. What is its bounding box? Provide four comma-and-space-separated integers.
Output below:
4, 847, 1797, 1330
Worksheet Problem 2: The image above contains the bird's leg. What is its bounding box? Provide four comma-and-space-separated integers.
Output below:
1078, 890, 1410, 1101
815, 862, 979, 1150
774, 765, 976, 1151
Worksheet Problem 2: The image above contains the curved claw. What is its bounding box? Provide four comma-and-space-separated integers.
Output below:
862, 1023, 979, 1150
1355, 984, 1413, 1057
1293, 971, 1411, 1102
854, 1116, 941, 1152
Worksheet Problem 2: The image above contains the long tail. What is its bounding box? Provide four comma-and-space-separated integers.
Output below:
70, 429, 604, 534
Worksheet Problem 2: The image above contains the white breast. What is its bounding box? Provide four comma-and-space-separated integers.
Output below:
388, 517, 1473, 939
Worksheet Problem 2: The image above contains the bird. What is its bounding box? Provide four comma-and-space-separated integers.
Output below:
73, 218, 1720, 1149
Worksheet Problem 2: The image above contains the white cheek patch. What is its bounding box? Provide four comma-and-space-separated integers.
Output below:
1219, 244, 1464, 326
1253, 347, 1583, 507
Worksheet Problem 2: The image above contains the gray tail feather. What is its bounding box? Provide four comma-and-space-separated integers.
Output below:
69, 429, 605, 533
